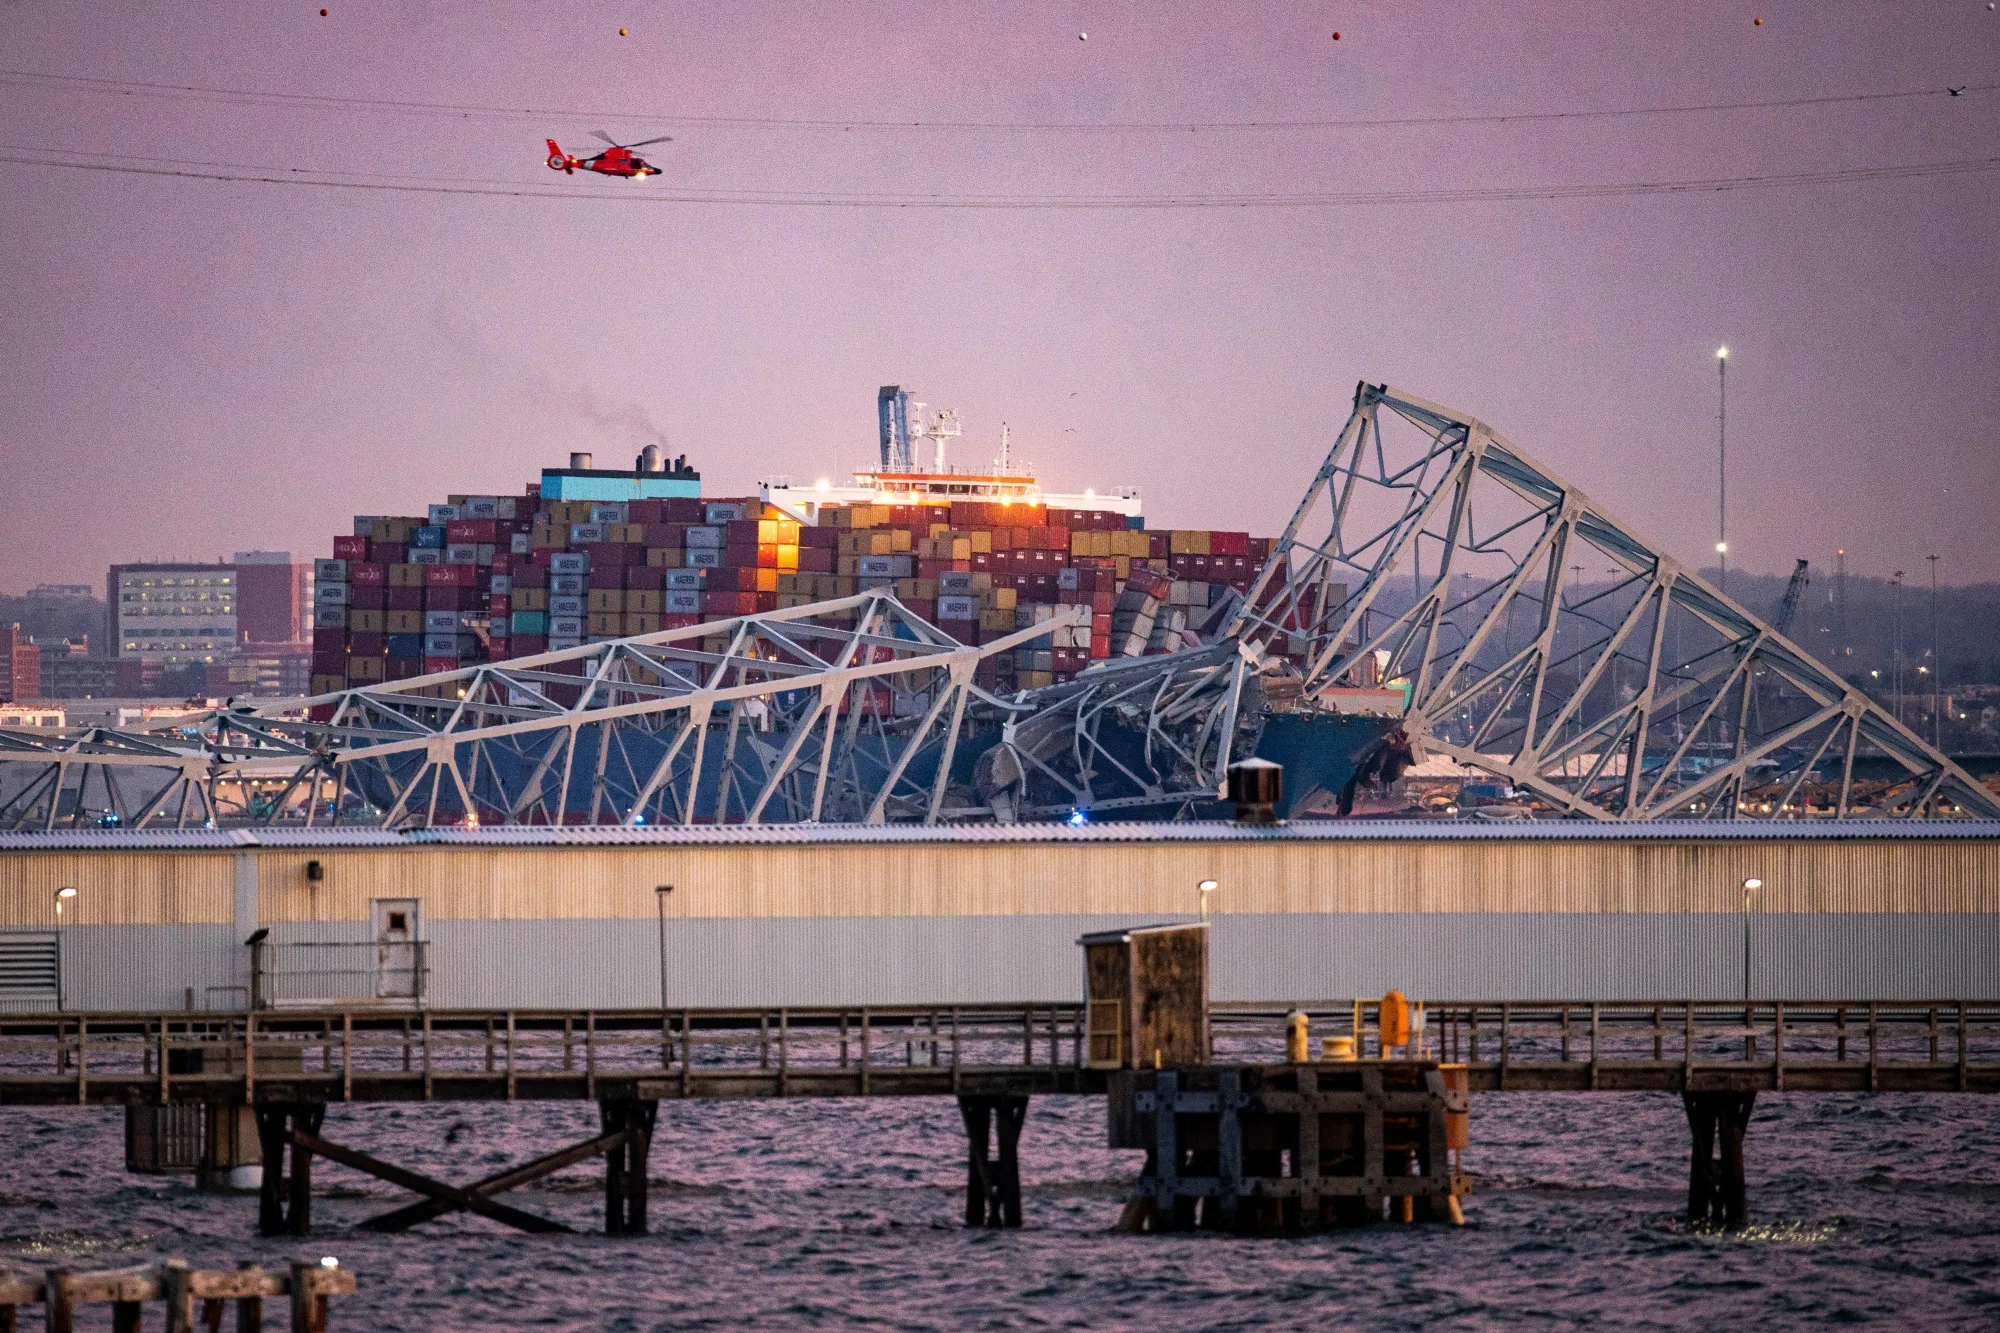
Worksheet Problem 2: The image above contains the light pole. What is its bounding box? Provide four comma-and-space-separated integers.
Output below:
1715, 346, 1728, 596
1198, 879, 1218, 923
1891, 570, 1905, 724
1741, 877, 1762, 1002
1927, 553, 1941, 752
654, 885, 674, 1011
54, 886, 77, 1011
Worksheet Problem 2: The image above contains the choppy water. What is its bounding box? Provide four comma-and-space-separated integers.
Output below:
1, 1093, 1996, 1329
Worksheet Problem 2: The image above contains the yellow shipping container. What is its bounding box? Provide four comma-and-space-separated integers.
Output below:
1169, 529, 1211, 556
755, 568, 778, 592
310, 673, 346, 695
889, 529, 913, 553
386, 610, 424, 634
388, 564, 422, 588
625, 612, 662, 635
914, 578, 937, 600
969, 531, 992, 555
348, 656, 384, 682
588, 589, 625, 613
611, 523, 646, 544
588, 612, 622, 636
777, 544, 799, 571
646, 547, 685, 568
513, 589, 547, 612
350, 609, 385, 634
532, 524, 562, 549
629, 589, 663, 613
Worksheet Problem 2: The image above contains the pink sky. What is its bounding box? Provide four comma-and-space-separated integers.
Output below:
1, 0, 1996, 589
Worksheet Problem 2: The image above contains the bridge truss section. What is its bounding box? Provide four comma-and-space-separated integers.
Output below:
0, 593, 1077, 831
1228, 382, 2000, 820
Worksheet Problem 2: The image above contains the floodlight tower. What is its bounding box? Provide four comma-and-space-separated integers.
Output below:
1715, 346, 1729, 595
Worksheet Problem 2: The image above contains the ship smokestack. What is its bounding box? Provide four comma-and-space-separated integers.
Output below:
570, 451, 593, 470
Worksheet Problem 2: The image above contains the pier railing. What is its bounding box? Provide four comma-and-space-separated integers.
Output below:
0, 1004, 1094, 1105
0, 1001, 1995, 1104
1212, 1000, 2000, 1093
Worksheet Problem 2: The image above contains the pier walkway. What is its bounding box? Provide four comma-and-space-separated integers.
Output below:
1, 1000, 1997, 1106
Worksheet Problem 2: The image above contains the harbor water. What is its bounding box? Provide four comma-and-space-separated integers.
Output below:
0, 1092, 1995, 1329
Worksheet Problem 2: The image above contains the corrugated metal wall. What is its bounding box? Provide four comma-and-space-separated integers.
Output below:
59, 924, 241, 1012
4, 835, 1996, 1008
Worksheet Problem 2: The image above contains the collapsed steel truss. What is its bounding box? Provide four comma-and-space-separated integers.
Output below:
1229, 383, 2000, 819
0, 594, 1079, 830
5, 380, 1993, 828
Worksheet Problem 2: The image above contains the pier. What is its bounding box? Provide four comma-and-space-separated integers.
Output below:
0, 999, 1995, 1236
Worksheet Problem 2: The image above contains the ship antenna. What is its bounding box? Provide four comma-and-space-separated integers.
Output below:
999, 422, 1010, 474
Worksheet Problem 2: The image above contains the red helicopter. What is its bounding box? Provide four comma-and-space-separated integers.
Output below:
545, 130, 671, 179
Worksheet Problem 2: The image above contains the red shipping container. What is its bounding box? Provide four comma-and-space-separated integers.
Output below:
366, 540, 399, 564
800, 525, 840, 549
423, 657, 459, 674
724, 519, 762, 544
426, 563, 476, 587
488, 596, 511, 618
348, 584, 387, 610
1093, 590, 1115, 615
1148, 532, 1171, 560
797, 547, 835, 573
756, 591, 778, 613
311, 650, 346, 677
720, 543, 759, 568
661, 614, 700, 631
312, 627, 346, 653
644, 523, 687, 548
710, 566, 757, 592
756, 544, 778, 569
584, 541, 641, 567
589, 566, 626, 590
704, 590, 756, 616
349, 561, 387, 586
332, 535, 369, 560
628, 499, 664, 524
425, 585, 473, 610
349, 632, 386, 657
510, 635, 548, 657
970, 551, 990, 571
446, 519, 496, 543
387, 586, 424, 610
512, 563, 547, 589
624, 567, 664, 591
663, 498, 706, 523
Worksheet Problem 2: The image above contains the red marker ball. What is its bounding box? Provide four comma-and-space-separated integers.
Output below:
1331, 31, 1341, 40
319, 7, 327, 14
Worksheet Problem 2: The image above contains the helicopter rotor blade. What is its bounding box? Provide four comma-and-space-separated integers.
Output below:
589, 129, 619, 147
621, 135, 674, 150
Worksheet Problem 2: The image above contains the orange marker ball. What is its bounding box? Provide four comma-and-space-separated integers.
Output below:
1753, 16, 1762, 23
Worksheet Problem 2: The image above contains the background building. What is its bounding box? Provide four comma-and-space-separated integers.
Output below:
0, 625, 40, 702
232, 551, 313, 644
108, 562, 238, 667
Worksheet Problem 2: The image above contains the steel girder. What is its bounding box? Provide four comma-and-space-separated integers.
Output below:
0, 593, 1079, 830
1227, 382, 2000, 820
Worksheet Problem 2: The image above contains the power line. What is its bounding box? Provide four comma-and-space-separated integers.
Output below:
4, 144, 1995, 208
1, 66, 1993, 134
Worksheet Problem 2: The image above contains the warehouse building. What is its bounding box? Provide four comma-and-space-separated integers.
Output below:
1, 822, 1994, 1014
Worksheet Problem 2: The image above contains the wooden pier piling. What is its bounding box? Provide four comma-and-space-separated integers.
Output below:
1682, 1091, 1755, 1229
0, 1261, 352, 1332
957, 1095, 1028, 1227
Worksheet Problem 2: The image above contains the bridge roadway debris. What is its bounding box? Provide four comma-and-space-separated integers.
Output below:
2, 1000, 1994, 1237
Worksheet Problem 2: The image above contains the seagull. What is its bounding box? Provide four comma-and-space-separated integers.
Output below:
1948, 86, 1966, 96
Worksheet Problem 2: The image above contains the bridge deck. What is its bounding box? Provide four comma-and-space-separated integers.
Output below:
0, 1000, 1994, 1107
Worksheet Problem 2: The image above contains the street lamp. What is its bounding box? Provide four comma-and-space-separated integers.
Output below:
1741, 877, 1763, 1002
1198, 879, 1218, 923
654, 885, 674, 1011
1716, 346, 1729, 595
54, 887, 77, 1011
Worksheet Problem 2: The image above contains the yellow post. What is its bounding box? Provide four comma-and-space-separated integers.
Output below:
1286, 1011, 1310, 1063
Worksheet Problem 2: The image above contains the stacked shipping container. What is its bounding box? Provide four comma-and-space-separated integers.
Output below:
312, 486, 1281, 697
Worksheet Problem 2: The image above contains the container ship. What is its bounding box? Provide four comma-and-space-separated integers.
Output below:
306, 386, 1405, 820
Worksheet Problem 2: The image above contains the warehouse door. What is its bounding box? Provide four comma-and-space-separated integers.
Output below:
371, 899, 423, 1001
